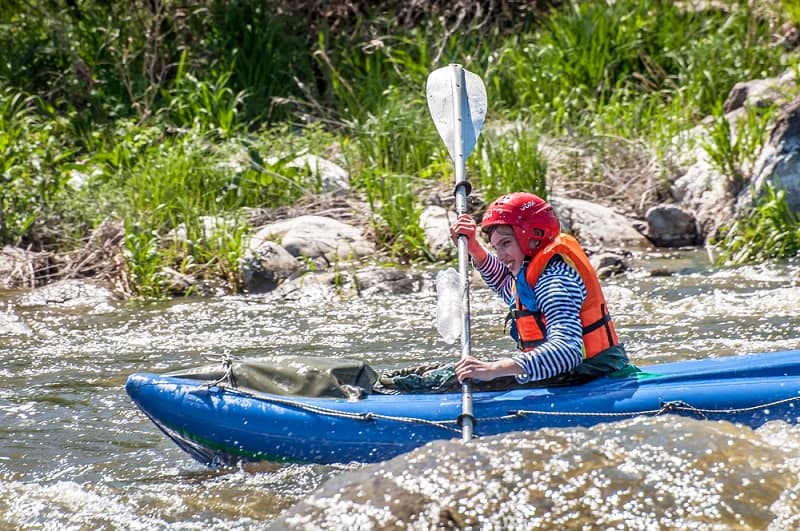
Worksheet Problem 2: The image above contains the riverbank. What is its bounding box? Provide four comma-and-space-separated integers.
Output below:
2, 1, 799, 299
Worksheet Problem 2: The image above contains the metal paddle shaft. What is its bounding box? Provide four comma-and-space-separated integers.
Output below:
426, 64, 487, 442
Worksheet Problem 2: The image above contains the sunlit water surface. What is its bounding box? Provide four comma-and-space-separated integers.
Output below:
1, 250, 799, 529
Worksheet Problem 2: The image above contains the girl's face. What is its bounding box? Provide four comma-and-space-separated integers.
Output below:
489, 225, 526, 276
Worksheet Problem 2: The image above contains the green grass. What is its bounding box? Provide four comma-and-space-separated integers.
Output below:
1, 0, 798, 295
783, 0, 800, 25
469, 127, 548, 203
113, 133, 317, 296
702, 102, 777, 194
713, 186, 800, 265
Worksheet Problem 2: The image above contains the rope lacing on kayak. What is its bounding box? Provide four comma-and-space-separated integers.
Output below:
201, 383, 800, 437
210, 385, 464, 435
507, 395, 800, 420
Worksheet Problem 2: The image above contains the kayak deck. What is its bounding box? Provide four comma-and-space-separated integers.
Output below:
126, 350, 800, 465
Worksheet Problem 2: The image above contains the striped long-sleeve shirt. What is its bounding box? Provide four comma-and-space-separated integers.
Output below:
476, 253, 587, 383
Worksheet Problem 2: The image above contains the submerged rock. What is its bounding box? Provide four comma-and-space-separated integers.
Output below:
272, 418, 800, 530
242, 239, 303, 294
269, 266, 429, 302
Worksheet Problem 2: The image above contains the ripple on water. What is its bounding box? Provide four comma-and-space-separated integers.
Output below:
2, 253, 800, 529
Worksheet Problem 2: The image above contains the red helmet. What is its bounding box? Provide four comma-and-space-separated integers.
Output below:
481, 192, 560, 256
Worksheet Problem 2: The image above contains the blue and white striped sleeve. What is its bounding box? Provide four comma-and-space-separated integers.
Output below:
511, 259, 587, 383
475, 253, 514, 305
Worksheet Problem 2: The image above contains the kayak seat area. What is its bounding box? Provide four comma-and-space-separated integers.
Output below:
166, 355, 378, 399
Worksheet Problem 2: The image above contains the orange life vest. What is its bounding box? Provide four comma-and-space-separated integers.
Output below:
509, 234, 619, 358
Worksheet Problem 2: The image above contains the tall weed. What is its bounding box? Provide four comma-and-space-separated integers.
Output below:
714, 186, 800, 265
161, 53, 248, 137
361, 169, 431, 262
123, 220, 165, 298
346, 87, 439, 176
315, 18, 497, 123
702, 102, 776, 194
469, 127, 548, 202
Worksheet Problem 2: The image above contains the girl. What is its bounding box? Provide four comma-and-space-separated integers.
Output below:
450, 192, 630, 385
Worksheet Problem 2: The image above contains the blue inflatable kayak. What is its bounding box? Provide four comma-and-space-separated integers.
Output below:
126, 350, 800, 466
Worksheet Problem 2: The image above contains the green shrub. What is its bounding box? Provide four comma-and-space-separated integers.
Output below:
702, 102, 776, 194
360, 169, 431, 262
161, 53, 247, 137
0, 88, 74, 246
714, 185, 800, 265
469, 127, 548, 203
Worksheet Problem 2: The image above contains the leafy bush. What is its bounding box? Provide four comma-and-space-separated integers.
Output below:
470, 127, 548, 203
1, 0, 798, 295
702, 102, 776, 194
714, 186, 800, 265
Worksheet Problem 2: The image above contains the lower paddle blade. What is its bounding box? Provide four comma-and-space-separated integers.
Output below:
435, 267, 464, 344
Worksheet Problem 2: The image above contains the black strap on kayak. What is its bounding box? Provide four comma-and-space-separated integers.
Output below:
456, 411, 476, 429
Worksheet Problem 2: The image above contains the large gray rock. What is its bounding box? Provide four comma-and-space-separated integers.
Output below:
550, 197, 651, 250
644, 205, 699, 247
287, 154, 350, 195
419, 205, 457, 259
252, 215, 374, 262
723, 69, 796, 114
241, 239, 302, 293
671, 70, 800, 244
741, 96, 800, 214
670, 154, 734, 243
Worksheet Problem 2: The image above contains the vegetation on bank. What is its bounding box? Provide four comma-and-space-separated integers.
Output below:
1, 0, 799, 297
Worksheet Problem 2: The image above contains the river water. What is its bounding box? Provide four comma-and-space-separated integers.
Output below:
1, 250, 799, 530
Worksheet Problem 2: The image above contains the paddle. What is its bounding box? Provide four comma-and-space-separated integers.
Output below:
426, 64, 487, 442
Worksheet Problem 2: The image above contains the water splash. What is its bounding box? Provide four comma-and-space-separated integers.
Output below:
0, 303, 31, 336
275, 418, 800, 530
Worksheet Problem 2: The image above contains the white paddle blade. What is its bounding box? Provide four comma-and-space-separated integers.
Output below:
426, 65, 488, 163
435, 267, 464, 344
